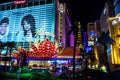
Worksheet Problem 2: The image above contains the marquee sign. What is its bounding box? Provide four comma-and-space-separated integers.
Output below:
34, 28, 55, 45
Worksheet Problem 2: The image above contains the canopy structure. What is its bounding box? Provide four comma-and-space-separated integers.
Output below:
12, 38, 81, 60
12, 47, 81, 60
53, 47, 81, 58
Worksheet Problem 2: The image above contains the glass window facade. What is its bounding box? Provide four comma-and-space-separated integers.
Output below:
0, 1, 55, 49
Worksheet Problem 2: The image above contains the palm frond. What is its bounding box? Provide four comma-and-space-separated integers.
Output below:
97, 30, 115, 45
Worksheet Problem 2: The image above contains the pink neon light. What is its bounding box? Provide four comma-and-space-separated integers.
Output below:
14, 0, 26, 5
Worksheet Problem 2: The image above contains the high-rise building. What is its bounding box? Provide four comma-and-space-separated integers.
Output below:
100, 1, 114, 31
56, 2, 73, 47
114, 0, 120, 15
87, 22, 96, 46
87, 22, 99, 68
0, 0, 73, 50
96, 1, 115, 71
108, 0, 120, 69
0, 0, 75, 66
75, 22, 83, 48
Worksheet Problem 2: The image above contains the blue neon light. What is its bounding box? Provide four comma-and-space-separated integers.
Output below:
0, 3, 55, 43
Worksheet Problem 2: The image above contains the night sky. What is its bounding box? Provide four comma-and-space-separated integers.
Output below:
66, 0, 109, 31
0, 0, 113, 31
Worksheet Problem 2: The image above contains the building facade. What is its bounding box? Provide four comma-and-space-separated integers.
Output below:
0, 0, 73, 66
108, 0, 120, 70
87, 22, 99, 69
0, 0, 73, 50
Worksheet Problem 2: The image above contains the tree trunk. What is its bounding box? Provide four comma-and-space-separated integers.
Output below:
5, 47, 8, 65
0, 48, 1, 59
73, 35, 76, 80
104, 45, 110, 73
9, 47, 12, 66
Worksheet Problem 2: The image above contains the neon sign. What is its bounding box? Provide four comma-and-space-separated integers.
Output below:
59, 4, 64, 13
34, 28, 55, 45
35, 28, 55, 38
14, 0, 26, 5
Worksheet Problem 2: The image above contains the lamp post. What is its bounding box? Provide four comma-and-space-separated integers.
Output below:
18, 52, 22, 80
69, 21, 78, 80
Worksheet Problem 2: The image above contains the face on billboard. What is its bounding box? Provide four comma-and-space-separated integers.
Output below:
20, 14, 36, 42
23, 21, 31, 31
0, 3, 55, 42
0, 17, 9, 42
0, 23, 8, 35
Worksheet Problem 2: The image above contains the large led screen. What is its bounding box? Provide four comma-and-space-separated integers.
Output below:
0, 3, 55, 43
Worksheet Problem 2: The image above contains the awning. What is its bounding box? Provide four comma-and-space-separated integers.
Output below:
53, 47, 81, 58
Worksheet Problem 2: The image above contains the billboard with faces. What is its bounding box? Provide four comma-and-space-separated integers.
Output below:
0, 3, 55, 43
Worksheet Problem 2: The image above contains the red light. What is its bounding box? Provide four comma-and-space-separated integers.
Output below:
0, 58, 2, 61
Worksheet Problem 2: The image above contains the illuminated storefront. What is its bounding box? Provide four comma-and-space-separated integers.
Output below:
109, 15, 120, 65
11, 38, 80, 67
107, 0, 120, 66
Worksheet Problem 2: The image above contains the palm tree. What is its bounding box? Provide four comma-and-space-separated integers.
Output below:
97, 30, 115, 72
4, 42, 16, 71
0, 41, 5, 64
5, 42, 10, 66
6, 41, 16, 72
9, 42, 16, 66
68, 22, 78, 80
0, 41, 4, 53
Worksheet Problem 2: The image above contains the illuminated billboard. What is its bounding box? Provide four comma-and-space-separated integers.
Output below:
0, 3, 55, 43
88, 41, 94, 46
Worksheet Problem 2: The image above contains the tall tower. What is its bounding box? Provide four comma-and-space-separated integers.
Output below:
87, 22, 96, 46
76, 22, 83, 48
57, 1, 72, 47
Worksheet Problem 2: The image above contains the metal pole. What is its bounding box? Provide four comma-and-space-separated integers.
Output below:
18, 52, 22, 80
73, 35, 76, 80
